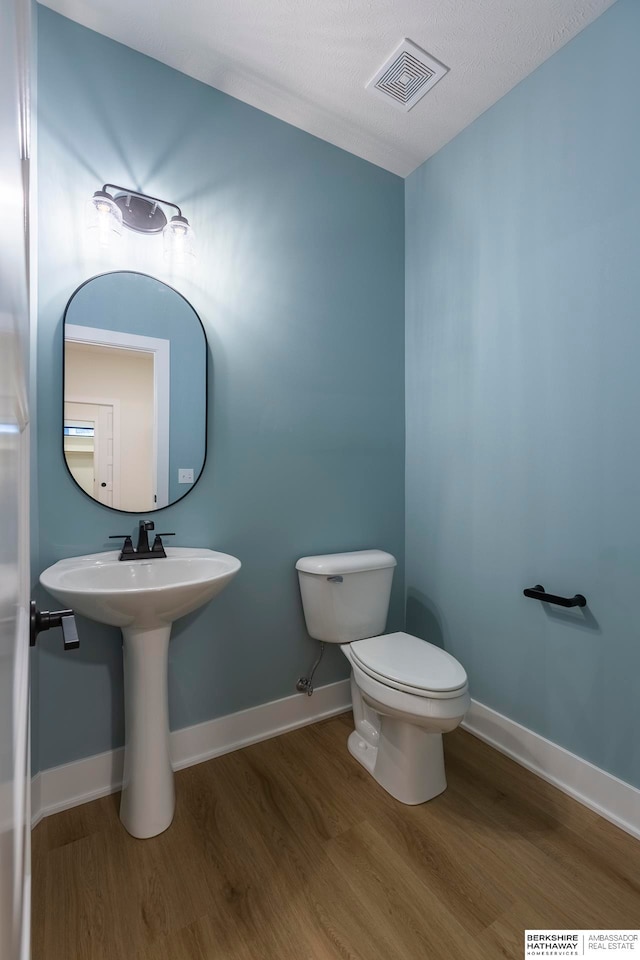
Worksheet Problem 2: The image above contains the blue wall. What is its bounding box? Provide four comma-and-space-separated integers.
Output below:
66, 271, 207, 505
36, 7, 405, 771
405, 0, 640, 788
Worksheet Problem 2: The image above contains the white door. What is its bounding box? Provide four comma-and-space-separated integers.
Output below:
64, 401, 118, 507
0, 0, 32, 957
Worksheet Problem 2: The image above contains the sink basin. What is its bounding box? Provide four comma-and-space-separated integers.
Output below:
40, 547, 241, 629
40, 547, 241, 839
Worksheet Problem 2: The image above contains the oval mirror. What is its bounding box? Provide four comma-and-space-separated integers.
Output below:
63, 271, 207, 512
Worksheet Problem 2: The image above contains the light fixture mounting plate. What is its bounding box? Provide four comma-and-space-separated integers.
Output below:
114, 193, 167, 234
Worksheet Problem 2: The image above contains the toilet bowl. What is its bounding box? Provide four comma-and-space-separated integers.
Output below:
296, 550, 469, 805
343, 633, 469, 803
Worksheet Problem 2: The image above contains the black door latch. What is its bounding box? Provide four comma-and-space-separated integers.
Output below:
30, 601, 80, 649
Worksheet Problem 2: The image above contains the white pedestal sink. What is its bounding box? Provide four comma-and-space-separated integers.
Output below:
40, 547, 241, 839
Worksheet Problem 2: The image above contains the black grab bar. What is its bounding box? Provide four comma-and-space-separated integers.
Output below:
523, 585, 587, 608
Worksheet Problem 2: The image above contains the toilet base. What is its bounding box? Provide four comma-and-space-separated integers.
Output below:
347, 715, 447, 805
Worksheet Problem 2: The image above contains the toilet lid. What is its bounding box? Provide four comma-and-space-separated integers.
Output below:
349, 632, 467, 695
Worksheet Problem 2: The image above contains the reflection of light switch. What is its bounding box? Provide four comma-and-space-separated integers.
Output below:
178, 468, 194, 484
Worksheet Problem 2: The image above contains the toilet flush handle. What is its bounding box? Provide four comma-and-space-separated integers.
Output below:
327, 575, 343, 583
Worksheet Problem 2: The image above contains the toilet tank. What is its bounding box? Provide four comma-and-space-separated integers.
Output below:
296, 550, 397, 643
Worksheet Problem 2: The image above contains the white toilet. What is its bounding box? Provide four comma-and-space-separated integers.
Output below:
296, 549, 470, 805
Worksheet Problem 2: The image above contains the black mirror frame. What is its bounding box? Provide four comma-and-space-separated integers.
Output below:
61, 270, 208, 514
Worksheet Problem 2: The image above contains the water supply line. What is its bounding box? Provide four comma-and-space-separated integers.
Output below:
296, 642, 325, 696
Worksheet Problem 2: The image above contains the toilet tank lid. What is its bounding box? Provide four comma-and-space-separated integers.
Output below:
296, 549, 397, 575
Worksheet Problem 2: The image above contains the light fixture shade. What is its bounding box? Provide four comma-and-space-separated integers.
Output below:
86, 190, 123, 247
163, 215, 196, 264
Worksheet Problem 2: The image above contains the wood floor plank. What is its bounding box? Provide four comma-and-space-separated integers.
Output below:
325, 819, 491, 960
178, 755, 301, 955
239, 723, 360, 840
288, 716, 408, 825
301, 855, 413, 960
36, 793, 118, 854
369, 803, 512, 936
32, 715, 640, 960
179, 749, 359, 959
39, 832, 110, 960
444, 734, 640, 926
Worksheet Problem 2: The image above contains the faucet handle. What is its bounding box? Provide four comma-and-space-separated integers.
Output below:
108, 535, 135, 557
151, 533, 174, 557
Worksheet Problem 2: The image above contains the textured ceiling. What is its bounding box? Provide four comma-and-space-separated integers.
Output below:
39, 0, 617, 177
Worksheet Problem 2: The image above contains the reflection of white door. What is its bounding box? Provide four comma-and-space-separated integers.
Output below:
0, 0, 31, 955
65, 325, 170, 508
64, 400, 120, 508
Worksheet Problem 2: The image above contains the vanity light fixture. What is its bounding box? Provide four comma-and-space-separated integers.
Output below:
87, 184, 195, 260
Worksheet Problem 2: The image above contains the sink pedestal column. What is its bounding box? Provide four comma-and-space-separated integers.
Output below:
120, 624, 175, 839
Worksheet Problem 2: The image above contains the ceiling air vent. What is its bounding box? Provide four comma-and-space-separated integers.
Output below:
367, 38, 448, 112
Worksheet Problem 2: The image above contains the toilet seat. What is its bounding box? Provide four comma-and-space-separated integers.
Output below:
346, 654, 470, 728
348, 632, 467, 699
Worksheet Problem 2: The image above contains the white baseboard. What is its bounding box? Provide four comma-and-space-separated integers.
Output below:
31, 686, 640, 844
462, 699, 640, 842
31, 679, 351, 828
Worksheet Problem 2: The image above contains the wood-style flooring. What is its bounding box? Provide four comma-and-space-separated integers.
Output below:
32, 713, 640, 959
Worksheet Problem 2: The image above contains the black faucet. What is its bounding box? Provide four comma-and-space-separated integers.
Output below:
109, 521, 175, 560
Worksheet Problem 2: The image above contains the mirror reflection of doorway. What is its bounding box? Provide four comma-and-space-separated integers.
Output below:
64, 340, 158, 511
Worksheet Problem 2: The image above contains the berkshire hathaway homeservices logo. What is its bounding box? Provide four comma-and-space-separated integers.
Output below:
525, 931, 639, 957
